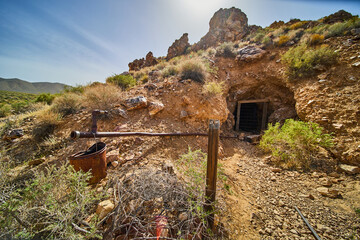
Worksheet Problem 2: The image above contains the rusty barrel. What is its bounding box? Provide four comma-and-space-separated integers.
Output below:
69, 142, 107, 184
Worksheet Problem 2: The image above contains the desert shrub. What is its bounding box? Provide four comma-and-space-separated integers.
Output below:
35, 93, 55, 105
11, 101, 30, 114
63, 85, 85, 94
277, 35, 290, 46
272, 27, 285, 37
281, 44, 337, 79
155, 61, 167, 70
309, 34, 324, 45
162, 65, 178, 78
32, 110, 61, 141
0, 164, 101, 239
215, 42, 236, 58
51, 93, 82, 116
106, 74, 136, 90
262, 36, 272, 46
179, 59, 207, 83
203, 81, 224, 96
290, 21, 307, 30
139, 74, 149, 83
0, 104, 12, 117
83, 84, 120, 110
26, 102, 47, 113
253, 32, 265, 42
260, 119, 334, 170
325, 18, 360, 37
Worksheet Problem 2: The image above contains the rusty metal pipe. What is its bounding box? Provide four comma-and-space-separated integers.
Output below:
70, 131, 238, 139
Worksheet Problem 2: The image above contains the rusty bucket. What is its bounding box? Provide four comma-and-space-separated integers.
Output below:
69, 142, 107, 184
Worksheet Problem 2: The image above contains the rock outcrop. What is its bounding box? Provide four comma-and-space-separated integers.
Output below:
322, 10, 353, 24
166, 33, 190, 60
193, 7, 249, 51
128, 51, 158, 71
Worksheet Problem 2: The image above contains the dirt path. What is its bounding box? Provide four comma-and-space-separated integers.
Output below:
220, 139, 360, 240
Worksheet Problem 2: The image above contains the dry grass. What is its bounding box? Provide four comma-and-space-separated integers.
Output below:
104, 166, 226, 239
203, 81, 224, 96
179, 59, 207, 83
83, 84, 121, 111
276, 35, 290, 46
32, 109, 61, 141
51, 93, 82, 116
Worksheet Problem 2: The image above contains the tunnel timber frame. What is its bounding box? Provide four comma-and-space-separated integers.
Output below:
235, 99, 269, 132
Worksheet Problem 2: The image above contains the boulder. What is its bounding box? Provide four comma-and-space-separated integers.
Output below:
317, 187, 340, 198
96, 200, 115, 220
106, 150, 119, 164
125, 96, 148, 110
148, 101, 164, 116
193, 7, 249, 51
2, 129, 24, 141
268, 107, 298, 125
235, 45, 266, 62
166, 33, 190, 60
339, 164, 360, 175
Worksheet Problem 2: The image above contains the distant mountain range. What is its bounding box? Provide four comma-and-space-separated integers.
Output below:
0, 77, 68, 94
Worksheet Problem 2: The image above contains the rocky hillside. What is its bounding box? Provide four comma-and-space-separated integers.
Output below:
1, 8, 360, 240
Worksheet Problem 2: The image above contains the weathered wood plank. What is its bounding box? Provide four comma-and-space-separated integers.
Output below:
204, 119, 220, 231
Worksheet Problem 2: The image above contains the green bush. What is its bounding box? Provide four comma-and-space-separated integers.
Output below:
0, 164, 101, 239
326, 18, 360, 37
51, 93, 82, 116
35, 93, 55, 105
260, 119, 334, 170
162, 65, 178, 78
179, 60, 207, 83
215, 42, 236, 58
0, 104, 12, 117
281, 44, 337, 79
106, 74, 137, 90
11, 101, 30, 114
63, 85, 85, 94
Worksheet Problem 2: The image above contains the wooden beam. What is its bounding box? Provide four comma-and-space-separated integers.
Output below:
261, 102, 268, 131
238, 99, 269, 104
235, 103, 241, 131
204, 119, 220, 231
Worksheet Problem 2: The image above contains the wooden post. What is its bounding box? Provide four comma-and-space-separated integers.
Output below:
205, 119, 220, 231
235, 102, 241, 131
261, 102, 268, 131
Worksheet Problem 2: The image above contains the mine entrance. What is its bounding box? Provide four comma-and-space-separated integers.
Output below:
234, 99, 269, 133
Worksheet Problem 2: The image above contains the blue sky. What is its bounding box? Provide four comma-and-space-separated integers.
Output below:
0, 0, 359, 86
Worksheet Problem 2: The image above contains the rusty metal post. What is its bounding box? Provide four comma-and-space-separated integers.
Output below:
204, 119, 220, 231
91, 110, 107, 133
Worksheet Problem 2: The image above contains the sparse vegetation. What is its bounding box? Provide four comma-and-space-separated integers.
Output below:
282, 44, 337, 79
32, 110, 61, 141
290, 21, 307, 30
35, 93, 55, 105
260, 119, 334, 170
309, 34, 325, 45
277, 35, 290, 46
0, 163, 101, 239
51, 93, 82, 116
179, 59, 207, 83
203, 81, 224, 96
63, 85, 85, 94
0, 104, 12, 118
162, 65, 178, 77
106, 74, 137, 90
215, 42, 236, 58
83, 84, 121, 110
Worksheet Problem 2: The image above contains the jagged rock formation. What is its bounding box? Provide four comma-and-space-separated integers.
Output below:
322, 10, 353, 24
192, 7, 249, 51
128, 51, 158, 71
166, 33, 190, 60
